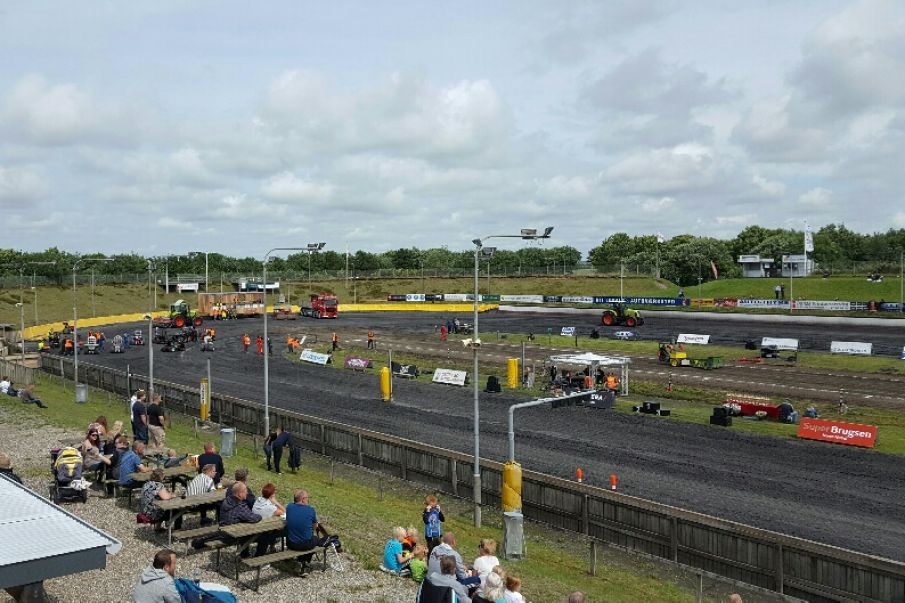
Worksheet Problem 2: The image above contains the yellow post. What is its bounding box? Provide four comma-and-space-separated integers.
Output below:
379, 367, 391, 402
199, 378, 210, 421
507, 358, 519, 389
502, 461, 522, 512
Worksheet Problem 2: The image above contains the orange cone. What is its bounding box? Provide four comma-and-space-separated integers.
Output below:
576, 467, 583, 483
610, 474, 618, 491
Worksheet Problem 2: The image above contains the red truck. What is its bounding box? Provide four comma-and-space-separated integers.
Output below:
300, 293, 338, 318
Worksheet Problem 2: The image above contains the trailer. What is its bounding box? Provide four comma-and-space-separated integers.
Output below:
657, 343, 723, 370
197, 292, 265, 319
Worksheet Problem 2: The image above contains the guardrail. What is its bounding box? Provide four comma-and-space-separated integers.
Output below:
40, 354, 905, 603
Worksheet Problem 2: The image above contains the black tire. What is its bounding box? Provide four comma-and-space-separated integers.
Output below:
602, 313, 615, 326
626, 317, 637, 327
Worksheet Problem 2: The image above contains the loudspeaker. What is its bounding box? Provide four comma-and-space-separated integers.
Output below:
642, 401, 661, 414
485, 376, 502, 393
657, 409, 671, 417
712, 406, 729, 418
709, 416, 732, 427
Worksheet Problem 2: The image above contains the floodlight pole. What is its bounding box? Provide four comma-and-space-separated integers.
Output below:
73, 257, 113, 402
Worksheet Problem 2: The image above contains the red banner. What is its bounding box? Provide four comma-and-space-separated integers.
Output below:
797, 418, 878, 448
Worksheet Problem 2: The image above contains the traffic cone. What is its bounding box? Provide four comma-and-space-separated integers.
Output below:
665, 372, 673, 392
610, 474, 618, 491
576, 467, 583, 483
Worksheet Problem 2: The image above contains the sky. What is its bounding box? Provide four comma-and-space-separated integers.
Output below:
1, 0, 904, 258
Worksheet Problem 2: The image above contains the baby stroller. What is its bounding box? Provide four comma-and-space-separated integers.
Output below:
49, 447, 88, 503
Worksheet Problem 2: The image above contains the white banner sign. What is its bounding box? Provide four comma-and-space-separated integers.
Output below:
761, 337, 799, 351
561, 327, 576, 336
500, 294, 545, 303
831, 341, 872, 355
432, 368, 468, 386
737, 299, 791, 309
443, 294, 469, 302
299, 349, 331, 365
561, 296, 594, 303
405, 294, 426, 302
677, 334, 710, 345
177, 283, 199, 292
795, 300, 852, 311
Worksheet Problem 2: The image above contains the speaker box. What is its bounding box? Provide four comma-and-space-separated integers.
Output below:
709, 416, 732, 427
657, 409, 671, 417
485, 376, 502, 393
642, 401, 661, 414
712, 406, 729, 418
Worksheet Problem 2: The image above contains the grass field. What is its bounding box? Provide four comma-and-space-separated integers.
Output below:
0, 372, 742, 602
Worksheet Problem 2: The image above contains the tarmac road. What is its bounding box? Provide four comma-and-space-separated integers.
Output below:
79, 312, 905, 561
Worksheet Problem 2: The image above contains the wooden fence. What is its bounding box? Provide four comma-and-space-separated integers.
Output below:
0, 358, 35, 385
41, 355, 905, 603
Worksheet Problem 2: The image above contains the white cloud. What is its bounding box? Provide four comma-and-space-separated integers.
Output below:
752, 174, 786, 196
261, 172, 334, 203
534, 175, 591, 200
0, 165, 46, 205
799, 187, 833, 207
893, 212, 905, 227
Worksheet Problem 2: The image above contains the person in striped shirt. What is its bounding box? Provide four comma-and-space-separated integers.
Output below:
185, 464, 219, 525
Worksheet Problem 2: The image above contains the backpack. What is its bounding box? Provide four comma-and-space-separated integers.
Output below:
174, 578, 237, 602
54, 447, 83, 485
288, 446, 302, 470
425, 507, 442, 539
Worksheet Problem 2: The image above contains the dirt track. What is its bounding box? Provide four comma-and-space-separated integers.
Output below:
73, 311, 905, 561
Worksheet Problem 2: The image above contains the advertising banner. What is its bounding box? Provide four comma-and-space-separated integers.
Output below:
543, 295, 563, 303
761, 337, 799, 351
795, 300, 852, 311
442, 294, 469, 302
562, 296, 594, 303
480, 294, 501, 302
300, 349, 331, 365
797, 418, 878, 448
500, 295, 545, 303
432, 368, 468, 386
879, 302, 903, 312
405, 294, 426, 302
386, 294, 406, 302
677, 334, 710, 345
714, 298, 738, 308
694, 298, 715, 308
425, 294, 444, 302
561, 327, 576, 337
592, 296, 681, 306
344, 356, 372, 370
830, 341, 872, 355
737, 299, 791, 309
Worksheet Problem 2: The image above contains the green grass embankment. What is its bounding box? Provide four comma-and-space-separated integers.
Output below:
3, 372, 714, 603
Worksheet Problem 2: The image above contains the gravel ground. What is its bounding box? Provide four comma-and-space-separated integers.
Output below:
0, 403, 417, 603
76, 312, 905, 562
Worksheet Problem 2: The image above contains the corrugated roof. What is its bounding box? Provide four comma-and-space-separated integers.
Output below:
0, 474, 121, 567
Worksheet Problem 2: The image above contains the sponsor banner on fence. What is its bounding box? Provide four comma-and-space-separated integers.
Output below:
387, 294, 406, 302
561, 327, 576, 336
500, 294, 545, 303
544, 295, 563, 303
693, 298, 715, 308
344, 355, 372, 370
592, 296, 683, 306
432, 368, 468, 386
405, 294, 426, 302
300, 349, 331, 365
442, 293, 469, 302
794, 300, 852, 311
425, 294, 444, 302
797, 418, 878, 448
562, 296, 594, 303
677, 334, 710, 345
850, 301, 867, 311
830, 341, 872, 355
480, 294, 501, 302
737, 299, 791, 309
761, 337, 799, 351
714, 298, 738, 308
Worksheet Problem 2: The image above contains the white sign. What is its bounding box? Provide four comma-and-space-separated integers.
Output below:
795, 300, 852, 311
562, 296, 594, 303
432, 368, 468, 386
677, 334, 710, 345
737, 299, 790, 309
177, 283, 200, 292
761, 337, 799, 351
500, 295, 544, 303
561, 327, 576, 337
299, 349, 331, 365
831, 341, 872, 355
405, 294, 426, 302
443, 294, 469, 302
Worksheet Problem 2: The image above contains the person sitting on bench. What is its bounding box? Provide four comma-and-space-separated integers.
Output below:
286, 489, 331, 562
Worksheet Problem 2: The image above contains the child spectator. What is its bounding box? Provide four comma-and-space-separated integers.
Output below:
382, 526, 411, 576
402, 526, 419, 554
409, 544, 428, 583
423, 494, 445, 553
504, 575, 525, 603
475, 571, 506, 603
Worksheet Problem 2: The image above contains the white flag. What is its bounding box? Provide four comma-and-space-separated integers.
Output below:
656, 232, 665, 244
804, 223, 814, 253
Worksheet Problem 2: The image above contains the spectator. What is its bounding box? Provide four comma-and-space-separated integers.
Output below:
423, 494, 445, 553
265, 426, 291, 474
382, 526, 411, 575
0, 376, 10, 394
197, 442, 225, 485
82, 428, 112, 471
504, 575, 525, 603
474, 571, 506, 603
186, 464, 219, 526
140, 468, 178, 530
106, 435, 129, 483
728, 595, 743, 603
90, 415, 109, 437
147, 394, 167, 449
18, 384, 48, 408
568, 592, 585, 603
428, 533, 480, 588
131, 549, 180, 603
220, 481, 273, 558
131, 390, 148, 444
473, 538, 501, 586
402, 526, 419, 554
426, 555, 470, 601
409, 544, 428, 584
119, 441, 151, 487
0, 452, 23, 484
226, 467, 256, 510
163, 449, 187, 468
804, 406, 819, 419
252, 482, 285, 520
286, 489, 330, 553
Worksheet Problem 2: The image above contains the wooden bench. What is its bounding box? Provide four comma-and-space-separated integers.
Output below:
172, 524, 220, 554
239, 547, 326, 591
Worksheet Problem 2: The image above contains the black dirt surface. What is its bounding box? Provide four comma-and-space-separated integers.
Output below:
78, 313, 905, 561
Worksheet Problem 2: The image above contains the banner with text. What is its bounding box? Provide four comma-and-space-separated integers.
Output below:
830, 341, 872, 355
300, 349, 331, 365
344, 356, 372, 370
432, 368, 468, 386
561, 327, 576, 337
797, 418, 878, 448
761, 337, 799, 351
737, 299, 792, 309
677, 334, 711, 345
795, 300, 852, 311
500, 294, 545, 303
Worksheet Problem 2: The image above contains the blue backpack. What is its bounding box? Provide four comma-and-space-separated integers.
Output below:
425, 507, 442, 539
174, 579, 237, 603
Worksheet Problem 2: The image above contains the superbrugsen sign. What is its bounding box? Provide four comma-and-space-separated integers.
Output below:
797, 418, 878, 448
677, 334, 710, 345
432, 368, 468, 386
830, 341, 873, 355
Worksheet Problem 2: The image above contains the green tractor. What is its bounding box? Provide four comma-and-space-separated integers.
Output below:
153, 299, 203, 328
600, 302, 644, 327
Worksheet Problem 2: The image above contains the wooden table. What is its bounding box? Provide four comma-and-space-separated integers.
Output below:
156, 490, 226, 545
219, 517, 286, 580
129, 465, 196, 484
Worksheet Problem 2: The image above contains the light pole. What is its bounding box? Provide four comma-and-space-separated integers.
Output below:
305, 242, 326, 298
899, 248, 903, 313
263, 246, 309, 436
147, 261, 155, 400
20, 261, 55, 326
73, 257, 113, 403
16, 302, 24, 362
470, 226, 553, 527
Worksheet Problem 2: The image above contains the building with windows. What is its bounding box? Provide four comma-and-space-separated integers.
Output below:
737, 255, 774, 278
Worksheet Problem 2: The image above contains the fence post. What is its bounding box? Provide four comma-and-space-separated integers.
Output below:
671, 516, 679, 561
320, 424, 326, 455
450, 459, 458, 497
775, 543, 784, 593
589, 540, 597, 576
126, 364, 131, 395
357, 433, 364, 467
330, 459, 335, 485
581, 494, 589, 536
400, 446, 407, 481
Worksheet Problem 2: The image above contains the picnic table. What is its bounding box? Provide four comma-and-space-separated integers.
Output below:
129, 465, 197, 484
156, 489, 226, 546
219, 517, 287, 583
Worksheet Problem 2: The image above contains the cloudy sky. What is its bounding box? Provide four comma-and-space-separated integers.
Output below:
1, 0, 903, 257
